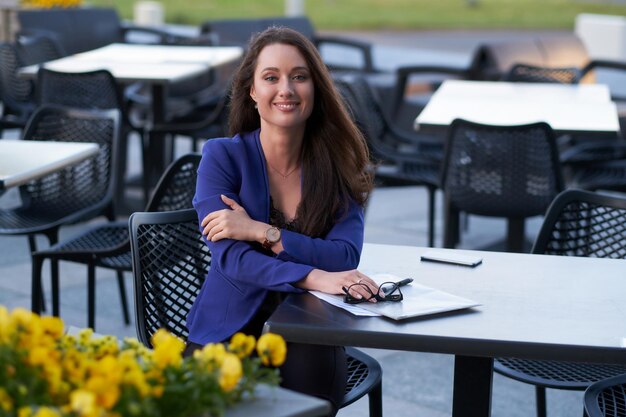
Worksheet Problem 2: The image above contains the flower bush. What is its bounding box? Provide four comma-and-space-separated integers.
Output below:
0, 307, 287, 417
19, 0, 82, 8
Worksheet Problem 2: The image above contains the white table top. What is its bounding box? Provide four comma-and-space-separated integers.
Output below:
0, 140, 99, 190
415, 79, 621, 134
20, 43, 243, 84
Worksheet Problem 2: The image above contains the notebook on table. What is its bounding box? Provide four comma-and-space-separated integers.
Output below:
310, 274, 480, 320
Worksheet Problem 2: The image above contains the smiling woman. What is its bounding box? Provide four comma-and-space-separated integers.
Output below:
186, 27, 374, 416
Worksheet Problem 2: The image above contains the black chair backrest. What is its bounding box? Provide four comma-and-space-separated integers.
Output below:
20, 105, 121, 216
200, 16, 315, 47
17, 8, 123, 55
334, 75, 391, 161
15, 32, 65, 65
37, 68, 122, 110
0, 42, 35, 115
503, 63, 581, 84
129, 208, 210, 347
531, 189, 626, 258
584, 373, 626, 417
442, 119, 564, 218
145, 153, 201, 212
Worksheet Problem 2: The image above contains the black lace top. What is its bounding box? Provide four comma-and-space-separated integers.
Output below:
269, 196, 300, 232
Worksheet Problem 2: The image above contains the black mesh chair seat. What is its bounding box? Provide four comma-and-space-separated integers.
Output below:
31, 153, 201, 330
441, 119, 564, 252
37, 222, 129, 263
494, 189, 626, 417
496, 358, 626, 389
584, 374, 626, 417
0, 202, 107, 234
130, 209, 383, 417
503, 63, 582, 84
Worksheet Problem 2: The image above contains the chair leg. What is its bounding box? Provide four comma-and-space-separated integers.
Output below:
443, 198, 459, 249
87, 264, 96, 330
117, 271, 130, 325
141, 131, 152, 204
535, 386, 547, 417
368, 380, 383, 417
427, 186, 436, 248
506, 218, 525, 253
28, 235, 46, 313
31, 254, 44, 314
46, 232, 60, 317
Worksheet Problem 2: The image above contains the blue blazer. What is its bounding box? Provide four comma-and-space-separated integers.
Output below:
187, 129, 365, 344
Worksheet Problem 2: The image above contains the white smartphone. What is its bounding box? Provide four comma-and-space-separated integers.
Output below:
420, 250, 483, 267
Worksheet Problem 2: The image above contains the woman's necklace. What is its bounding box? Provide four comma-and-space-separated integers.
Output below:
267, 161, 300, 179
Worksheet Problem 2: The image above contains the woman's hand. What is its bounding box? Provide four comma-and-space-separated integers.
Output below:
202, 195, 265, 242
296, 269, 381, 302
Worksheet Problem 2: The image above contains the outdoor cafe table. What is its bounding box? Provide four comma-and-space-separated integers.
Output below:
414, 79, 621, 136
227, 385, 330, 417
19, 43, 243, 190
0, 139, 99, 191
265, 243, 626, 417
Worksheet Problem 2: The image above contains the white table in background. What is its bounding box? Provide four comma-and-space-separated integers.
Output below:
20, 43, 243, 190
0, 139, 99, 191
415, 79, 621, 136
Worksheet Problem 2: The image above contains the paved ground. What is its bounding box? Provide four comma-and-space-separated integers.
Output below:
0, 29, 588, 417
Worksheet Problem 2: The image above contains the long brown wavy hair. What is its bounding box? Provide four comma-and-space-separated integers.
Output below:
229, 27, 373, 238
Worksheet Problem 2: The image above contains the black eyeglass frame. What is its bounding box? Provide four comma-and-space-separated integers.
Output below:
342, 281, 404, 304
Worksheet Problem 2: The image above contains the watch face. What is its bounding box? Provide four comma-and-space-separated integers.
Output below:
266, 227, 281, 243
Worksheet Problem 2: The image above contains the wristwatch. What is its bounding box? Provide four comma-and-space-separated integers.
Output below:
262, 226, 281, 250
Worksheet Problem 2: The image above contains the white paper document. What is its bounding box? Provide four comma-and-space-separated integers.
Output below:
310, 274, 480, 320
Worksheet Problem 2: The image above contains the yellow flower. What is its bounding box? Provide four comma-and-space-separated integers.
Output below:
256, 333, 287, 367
219, 352, 242, 392
18, 406, 33, 417
78, 328, 93, 346
228, 333, 255, 358
0, 305, 10, 341
151, 329, 184, 368
193, 342, 226, 370
40, 316, 64, 339
33, 407, 63, 417
0, 387, 12, 411
69, 389, 99, 417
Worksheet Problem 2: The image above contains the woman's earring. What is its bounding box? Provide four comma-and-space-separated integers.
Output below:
254, 103, 258, 109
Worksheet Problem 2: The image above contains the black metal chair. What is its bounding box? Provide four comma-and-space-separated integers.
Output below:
0, 42, 37, 135
0, 105, 121, 313
336, 74, 441, 247
441, 119, 564, 252
145, 80, 231, 153
557, 59, 626, 189
584, 374, 626, 417
129, 208, 383, 417
494, 189, 626, 417
36, 68, 150, 203
502, 63, 581, 84
31, 153, 201, 330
